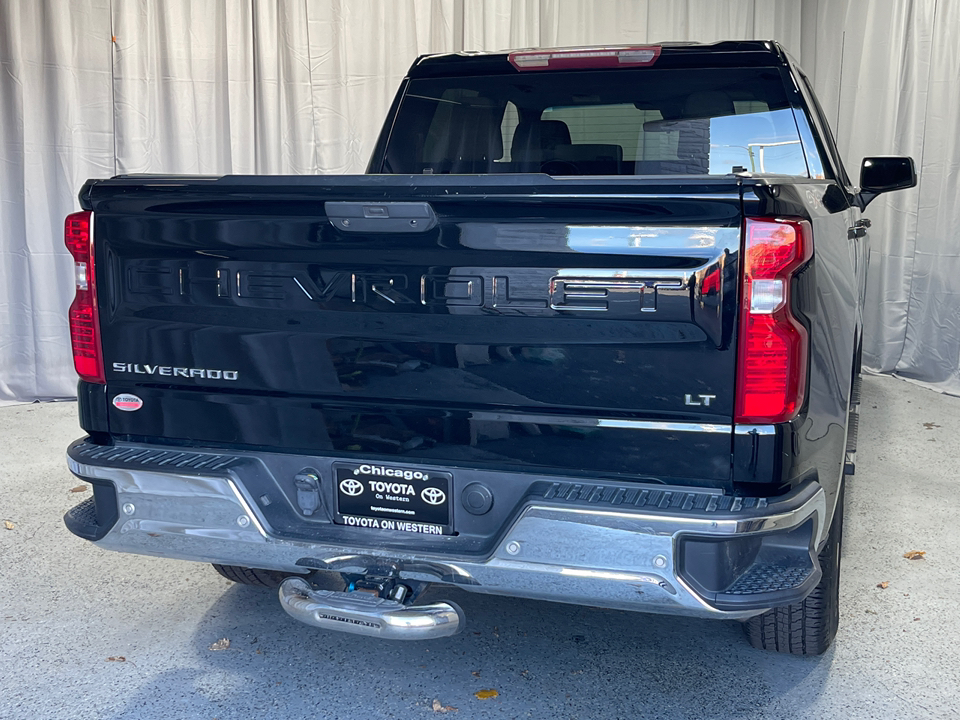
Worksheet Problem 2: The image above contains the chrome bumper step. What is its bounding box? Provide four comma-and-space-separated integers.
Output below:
278, 577, 464, 640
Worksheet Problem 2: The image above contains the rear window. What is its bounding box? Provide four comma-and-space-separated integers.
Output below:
382, 67, 814, 177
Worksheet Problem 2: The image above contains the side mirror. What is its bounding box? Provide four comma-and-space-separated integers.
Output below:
859, 156, 916, 208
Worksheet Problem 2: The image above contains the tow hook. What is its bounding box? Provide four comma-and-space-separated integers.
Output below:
350, 575, 411, 603
278, 577, 464, 640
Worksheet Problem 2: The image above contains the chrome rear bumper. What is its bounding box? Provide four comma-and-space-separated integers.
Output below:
66, 440, 827, 622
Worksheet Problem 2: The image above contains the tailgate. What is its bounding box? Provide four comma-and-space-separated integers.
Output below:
86, 175, 742, 487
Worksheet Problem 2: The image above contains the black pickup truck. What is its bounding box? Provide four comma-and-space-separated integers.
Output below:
63, 41, 915, 655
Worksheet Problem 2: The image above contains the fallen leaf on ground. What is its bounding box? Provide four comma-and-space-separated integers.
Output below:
69, 485, 88, 493
877, 581, 889, 589
903, 550, 926, 560
475, 689, 499, 700
922, 422, 941, 429
208, 638, 231, 651
3, 520, 13, 530
106, 656, 126, 662
431, 699, 458, 713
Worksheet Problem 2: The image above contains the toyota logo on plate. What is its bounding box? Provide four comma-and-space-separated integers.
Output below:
339, 478, 364, 496
421, 487, 446, 505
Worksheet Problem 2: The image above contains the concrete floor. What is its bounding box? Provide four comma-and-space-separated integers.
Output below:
0, 373, 957, 720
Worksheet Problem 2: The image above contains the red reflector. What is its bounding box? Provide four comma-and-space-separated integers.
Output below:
65, 211, 105, 384
735, 218, 811, 424
508, 46, 660, 71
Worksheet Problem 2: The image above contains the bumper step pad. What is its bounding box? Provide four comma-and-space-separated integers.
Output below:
71, 442, 239, 471
540, 481, 767, 513
63, 481, 119, 541
725, 563, 815, 595
63, 496, 99, 540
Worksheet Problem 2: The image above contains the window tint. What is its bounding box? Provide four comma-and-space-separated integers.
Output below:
383, 68, 811, 177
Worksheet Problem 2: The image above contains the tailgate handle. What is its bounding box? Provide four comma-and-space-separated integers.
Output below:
325, 202, 437, 233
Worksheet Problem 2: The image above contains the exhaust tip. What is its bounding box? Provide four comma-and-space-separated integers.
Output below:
279, 577, 463, 640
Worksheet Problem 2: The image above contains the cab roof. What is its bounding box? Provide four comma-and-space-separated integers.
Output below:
408, 40, 790, 79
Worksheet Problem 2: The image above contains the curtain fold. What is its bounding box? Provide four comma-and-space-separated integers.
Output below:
0, 0, 957, 402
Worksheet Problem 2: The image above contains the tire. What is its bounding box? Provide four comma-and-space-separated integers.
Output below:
212, 564, 291, 588
744, 482, 844, 656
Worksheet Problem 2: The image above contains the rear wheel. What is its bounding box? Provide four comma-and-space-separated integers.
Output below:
744, 482, 844, 655
212, 564, 291, 588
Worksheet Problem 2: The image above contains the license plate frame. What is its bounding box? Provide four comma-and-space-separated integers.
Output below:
333, 462, 453, 536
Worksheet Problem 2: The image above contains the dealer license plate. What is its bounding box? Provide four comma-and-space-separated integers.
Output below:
334, 462, 453, 535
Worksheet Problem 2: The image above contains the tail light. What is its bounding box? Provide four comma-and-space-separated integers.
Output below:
65, 211, 105, 383
735, 218, 812, 424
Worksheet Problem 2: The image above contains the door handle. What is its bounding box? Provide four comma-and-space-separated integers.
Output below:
848, 219, 870, 239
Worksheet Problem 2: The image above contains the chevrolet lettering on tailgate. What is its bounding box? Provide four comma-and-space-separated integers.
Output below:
127, 266, 682, 316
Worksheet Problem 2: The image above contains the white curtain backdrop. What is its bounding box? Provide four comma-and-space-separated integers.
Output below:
0, 0, 114, 403
0, 0, 957, 402
0, 0, 454, 402
811, 0, 960, 393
